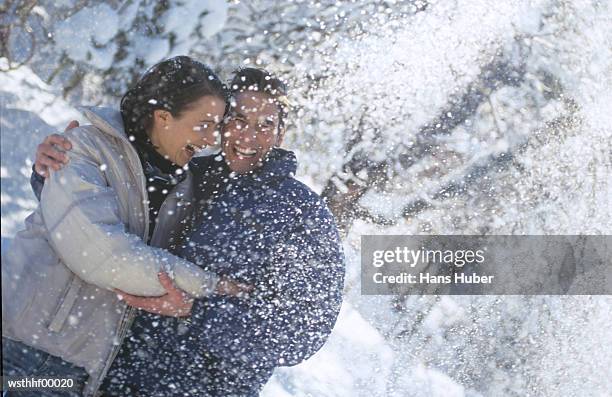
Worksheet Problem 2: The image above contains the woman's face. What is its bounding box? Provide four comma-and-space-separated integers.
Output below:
222, 91, 281, 173
151, 95, 225, 166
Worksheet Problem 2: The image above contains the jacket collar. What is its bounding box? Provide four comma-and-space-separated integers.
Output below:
192, 148, 297, 185
77, 106, 127, 142
259, 148, 297, 177
77, 105, 193, 195
189, 148, 297, 204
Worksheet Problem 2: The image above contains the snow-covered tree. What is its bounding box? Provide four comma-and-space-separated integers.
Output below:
1, 0, 228, 100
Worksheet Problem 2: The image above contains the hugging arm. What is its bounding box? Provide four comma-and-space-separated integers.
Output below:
38, 127, 220, 298
28, 135, 70, 205
190, 205, 345, 366
30, 129, 75, 199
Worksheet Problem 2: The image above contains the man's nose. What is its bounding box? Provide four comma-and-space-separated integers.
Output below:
236, 124, 257, 142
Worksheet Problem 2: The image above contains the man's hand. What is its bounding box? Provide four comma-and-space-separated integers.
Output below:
115, 272, 194, 317
215, 276, 255, 298
34, 120, 78, 177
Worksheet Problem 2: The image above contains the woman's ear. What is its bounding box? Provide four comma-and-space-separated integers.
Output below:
153, 109, 172, 129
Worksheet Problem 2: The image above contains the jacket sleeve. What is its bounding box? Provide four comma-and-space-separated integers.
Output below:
39, 127, 219, 298
191, 202, 345, 367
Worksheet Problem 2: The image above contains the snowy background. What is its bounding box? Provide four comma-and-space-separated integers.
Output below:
1, 0, 611, 396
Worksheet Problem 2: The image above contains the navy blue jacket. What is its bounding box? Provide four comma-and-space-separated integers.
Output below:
180, 148, 345, 369
184, 149, 344, 367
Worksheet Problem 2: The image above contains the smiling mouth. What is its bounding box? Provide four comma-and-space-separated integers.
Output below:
233, 145, 257, 158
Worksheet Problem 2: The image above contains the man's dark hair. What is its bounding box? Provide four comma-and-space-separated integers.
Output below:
120, 55, 226, 145
228, 67, 289, 136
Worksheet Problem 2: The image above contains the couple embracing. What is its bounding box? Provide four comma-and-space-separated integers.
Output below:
2, 56, 345, 396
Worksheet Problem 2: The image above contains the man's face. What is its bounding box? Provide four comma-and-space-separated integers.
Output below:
222, 91, 281, 173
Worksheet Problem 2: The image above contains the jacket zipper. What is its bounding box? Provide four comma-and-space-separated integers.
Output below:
150, 172, 191, 247
151, 188, 176, 246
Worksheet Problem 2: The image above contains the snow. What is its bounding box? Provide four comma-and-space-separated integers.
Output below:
2, 0, 612, 396
53, 4, 119, 69
267, 303, 394, 397
1, 61, 81, 243
164, 0, 229, 54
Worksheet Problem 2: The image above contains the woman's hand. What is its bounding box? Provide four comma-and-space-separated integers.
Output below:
34, 120, 78, 177
114, 272, 194, 317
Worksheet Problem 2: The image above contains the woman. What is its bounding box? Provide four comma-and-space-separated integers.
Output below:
30, 68, 345, 396
2, 56, 250, 397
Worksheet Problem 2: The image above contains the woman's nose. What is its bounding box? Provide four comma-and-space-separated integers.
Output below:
202, 131, 218, 146
195, 128, 217, 146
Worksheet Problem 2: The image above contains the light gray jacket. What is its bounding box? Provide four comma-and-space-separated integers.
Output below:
1, 107, 218, 396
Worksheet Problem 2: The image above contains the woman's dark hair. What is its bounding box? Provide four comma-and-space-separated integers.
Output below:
228, 68, 289, 134
120, 56, 226, 145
